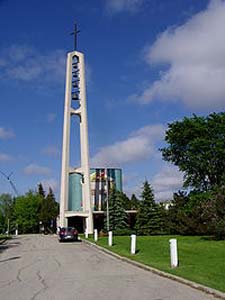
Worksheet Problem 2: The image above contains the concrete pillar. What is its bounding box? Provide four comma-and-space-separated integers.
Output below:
59, 52, 73, 228
79, 52, 93, 234
169, 239, 178, 268
131, 234, 136, 255
94, 229, 98, 242
108, 231, 113, 246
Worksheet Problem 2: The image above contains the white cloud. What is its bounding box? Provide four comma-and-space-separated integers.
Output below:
123, 165, 183, 201
105, 0, 144, 14
41, 146, 60, 157
41, 178, 58, 193
24, 163, 51, 176
0, 45, 65, 84
0, 127, 14, 139
0, 153, 13, 161
136, 0, 225, 110
152, 165, 183, 201
91, 124, 164, 167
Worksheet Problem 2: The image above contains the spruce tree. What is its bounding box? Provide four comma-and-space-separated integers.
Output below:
46, 188, 58, 219
104, 187, 128, 232
38, 183, 45, 199
135, 181, 162, 235
130, 194, 140, 209
39, 187, 58, 233
113, 191, 128, 231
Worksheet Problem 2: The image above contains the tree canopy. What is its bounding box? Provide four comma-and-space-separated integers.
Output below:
14, 191, 41, 233
161, 112, 225, 191
0, 194, 14, 233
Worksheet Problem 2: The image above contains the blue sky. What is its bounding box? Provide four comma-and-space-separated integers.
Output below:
0, 0, 224, 200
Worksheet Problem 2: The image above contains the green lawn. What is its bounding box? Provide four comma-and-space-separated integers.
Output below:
88, 235, 225, 293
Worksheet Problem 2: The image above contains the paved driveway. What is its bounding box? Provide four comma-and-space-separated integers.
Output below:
0, 235, 220, 300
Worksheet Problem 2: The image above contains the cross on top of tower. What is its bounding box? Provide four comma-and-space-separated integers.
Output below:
70, 22, 80, 51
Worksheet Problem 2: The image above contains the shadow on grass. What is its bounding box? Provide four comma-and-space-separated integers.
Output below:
200, 236, 219, 241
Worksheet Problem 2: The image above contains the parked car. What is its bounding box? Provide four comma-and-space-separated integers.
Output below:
58, 227, 78, 242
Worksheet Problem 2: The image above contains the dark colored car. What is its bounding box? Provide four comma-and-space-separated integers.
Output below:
58, 227, 78, 242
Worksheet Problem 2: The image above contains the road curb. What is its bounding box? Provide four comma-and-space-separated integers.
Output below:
82, 238, 225, 300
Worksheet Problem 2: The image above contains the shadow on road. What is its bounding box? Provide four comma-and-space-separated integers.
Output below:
59, 240, 82, 244
0, 237, 21, 254
0, 256, 21, 263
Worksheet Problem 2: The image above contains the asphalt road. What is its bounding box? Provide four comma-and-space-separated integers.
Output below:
0, 235, 220, 300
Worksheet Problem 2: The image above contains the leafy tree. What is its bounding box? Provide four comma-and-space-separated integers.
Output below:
207, 186, 225, 240
165, 191, 189, 234
165, 191, 212, 235
0, 213, 4, 234
161, 112, 225, 191
168, 191, 214, 237
0, 194, 15, 233
14, 191, 41, 233
135, 181, 163, 235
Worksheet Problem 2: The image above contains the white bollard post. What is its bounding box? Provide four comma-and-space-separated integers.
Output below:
130, 234, 136, 255
94, 229, 98, 242
169, 239, 178, 268
85, 229, 88, 239
15, 229, 18, 236
108, 231, 113, 246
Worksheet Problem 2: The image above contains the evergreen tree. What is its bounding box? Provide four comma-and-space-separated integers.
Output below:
104, 187, 128, 232
38, 183, 45, 199
113, 191, 128, 231
130, 194, 140, 210
135, 181, 163, 235
46, 188, 59, 220
39, 187, 58, 233
120, 192, 131, 210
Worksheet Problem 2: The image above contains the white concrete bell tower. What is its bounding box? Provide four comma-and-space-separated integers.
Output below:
59, 24, 93, 233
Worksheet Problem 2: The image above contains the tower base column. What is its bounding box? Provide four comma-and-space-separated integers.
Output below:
86, 215, 93, 234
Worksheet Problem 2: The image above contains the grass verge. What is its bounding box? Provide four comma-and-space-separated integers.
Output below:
86, 235, 225, 293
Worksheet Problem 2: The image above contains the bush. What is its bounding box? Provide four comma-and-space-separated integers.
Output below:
214, 219, 225, 240
113, 228, 134, 236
